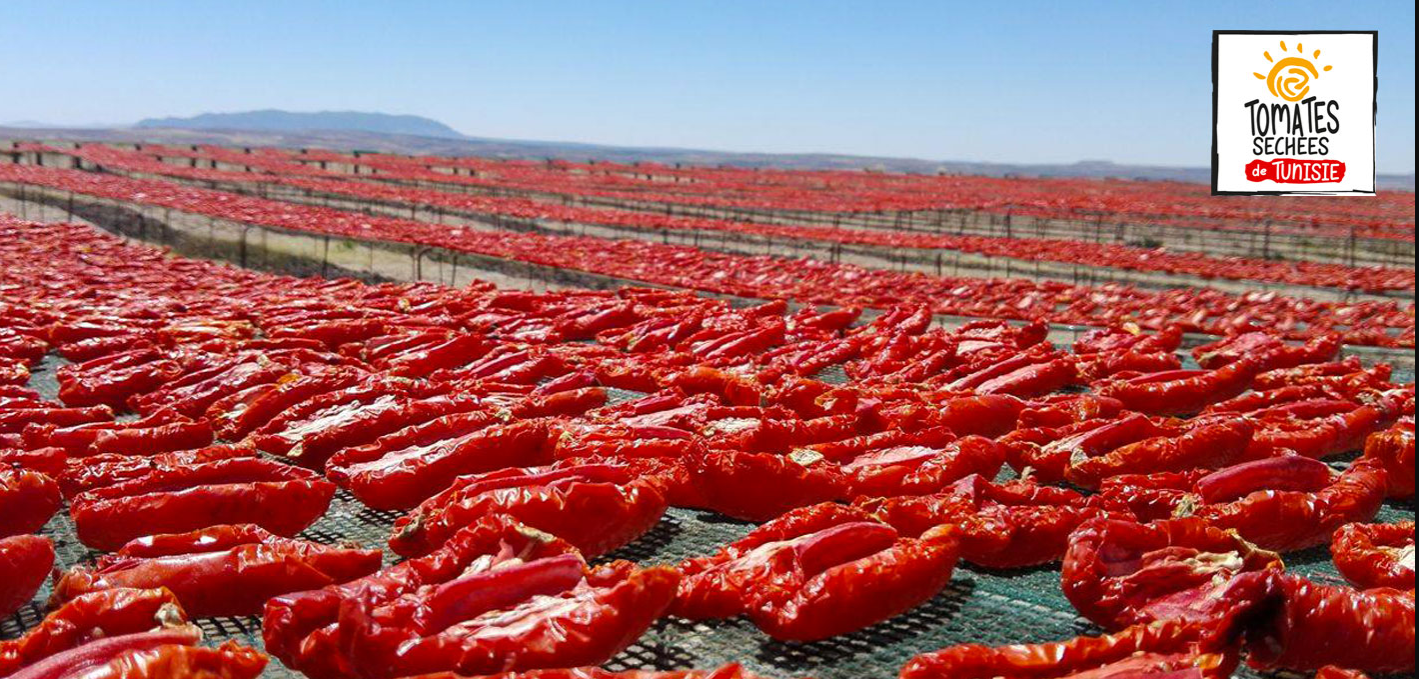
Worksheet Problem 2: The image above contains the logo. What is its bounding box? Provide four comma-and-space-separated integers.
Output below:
1256, 40, 1331, 102
1212, 31, 1376, 195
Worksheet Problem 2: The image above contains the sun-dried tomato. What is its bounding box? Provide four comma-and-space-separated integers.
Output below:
1330, 521, 1414, 590
673, 502, 959, 641
0, 534, 53, 619
1099, 455, 1387, 552
52, 524, 382, 616
69, 457, 334, 551
901, 619, 1242, 679
387, 461, 668, 558
1061, 516, 1282, 629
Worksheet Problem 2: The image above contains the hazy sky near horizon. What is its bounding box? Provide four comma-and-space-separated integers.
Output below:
3, 1, 1414, 172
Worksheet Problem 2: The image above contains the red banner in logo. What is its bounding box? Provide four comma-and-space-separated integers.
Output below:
1244, 158, 1346, 184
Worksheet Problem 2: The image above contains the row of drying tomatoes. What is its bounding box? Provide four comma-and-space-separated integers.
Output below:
118, 140, 1414, 241
0, 164, 1412, 349
47, 143, 1414, 293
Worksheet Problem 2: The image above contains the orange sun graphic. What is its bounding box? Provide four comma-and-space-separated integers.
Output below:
1255, 40, 1332, 102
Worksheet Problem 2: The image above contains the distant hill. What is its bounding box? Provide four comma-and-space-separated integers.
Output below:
4, 117, 1413, 190
134, 110, 465, 139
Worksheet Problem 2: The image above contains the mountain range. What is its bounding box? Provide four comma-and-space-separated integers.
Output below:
134, 110, 464, 139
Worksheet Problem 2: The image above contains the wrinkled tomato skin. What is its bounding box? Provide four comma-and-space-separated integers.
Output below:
0, 534, 54, 619
1330, 521, 1415, 590
1247, 574, 1415, 675
900, 619, 1240, 679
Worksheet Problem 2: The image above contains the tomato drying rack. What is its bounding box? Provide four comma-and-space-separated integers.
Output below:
4, 358, 1415, 679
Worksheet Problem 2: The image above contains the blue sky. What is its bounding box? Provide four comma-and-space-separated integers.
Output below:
2, 1, 1414, 172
